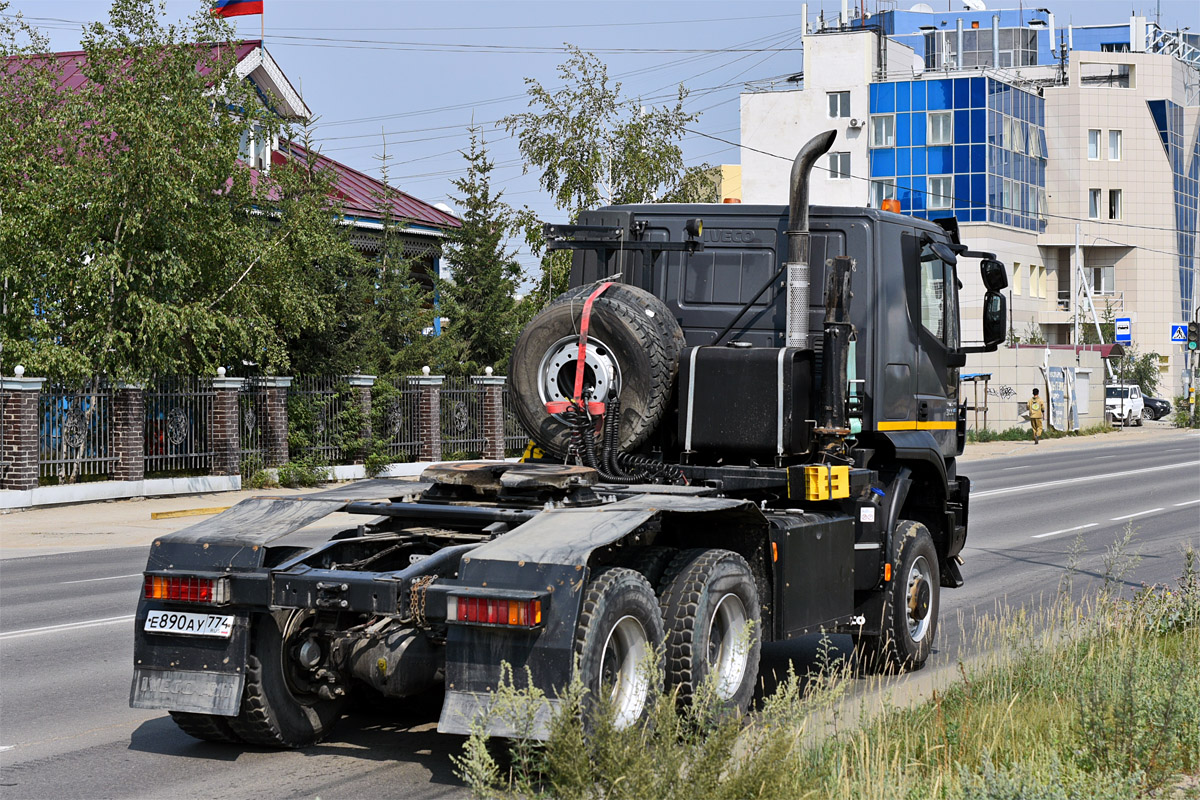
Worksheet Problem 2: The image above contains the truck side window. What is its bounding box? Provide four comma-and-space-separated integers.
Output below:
919, 247, 960, 349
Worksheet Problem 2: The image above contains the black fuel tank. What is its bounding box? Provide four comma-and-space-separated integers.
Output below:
677, 345, 814, 462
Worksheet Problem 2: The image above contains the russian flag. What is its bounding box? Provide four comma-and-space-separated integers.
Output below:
211, 0, 263, 17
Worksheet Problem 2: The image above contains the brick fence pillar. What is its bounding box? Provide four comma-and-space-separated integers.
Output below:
473, 369, 507, 461
210, 370, 243, 476
346, 374, 376, 463
1, 368, 45, 491
256, 377, 292, 468
112, 383, 145, 482
412, 369, 443, 463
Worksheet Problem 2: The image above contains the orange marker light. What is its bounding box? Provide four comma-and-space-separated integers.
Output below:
884, 563, 893, 582
881, 198, 902, 213
772, 541, 779, 562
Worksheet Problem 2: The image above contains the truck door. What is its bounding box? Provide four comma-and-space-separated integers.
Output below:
914, 242, 961, 457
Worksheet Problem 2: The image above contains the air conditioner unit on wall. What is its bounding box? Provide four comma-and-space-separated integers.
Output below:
848, 118, 863, 129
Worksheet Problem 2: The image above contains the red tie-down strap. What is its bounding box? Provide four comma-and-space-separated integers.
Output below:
545, 282, 613, 416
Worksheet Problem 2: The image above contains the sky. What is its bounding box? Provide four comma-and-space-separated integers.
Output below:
8, 0, 1200, 279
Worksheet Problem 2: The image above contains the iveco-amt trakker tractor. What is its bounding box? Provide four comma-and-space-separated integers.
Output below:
130, 131, 1007, 746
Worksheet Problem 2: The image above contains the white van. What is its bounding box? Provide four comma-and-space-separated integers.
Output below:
1105, 384, 1145, 426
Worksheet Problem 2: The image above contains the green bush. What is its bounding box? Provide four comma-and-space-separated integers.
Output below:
276, 456, 328, 488
1172, 395, 1199, 428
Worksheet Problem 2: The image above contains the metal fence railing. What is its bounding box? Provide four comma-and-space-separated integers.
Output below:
440, 376, 485, 459
501, 385, 529, 456
239, 377, 267, 473
380, 377, 421, 462
39, 382, 116, 482
288, 376, 347, 464
144, 377, 214, 476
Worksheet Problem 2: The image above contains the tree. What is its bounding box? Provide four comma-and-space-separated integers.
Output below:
0, 0, 359, 382
440, 128, 526, 374
501, 45, 715, 302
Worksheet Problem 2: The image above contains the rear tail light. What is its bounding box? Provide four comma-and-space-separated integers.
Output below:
446, 595, 542, 628
143, 575, 229, 605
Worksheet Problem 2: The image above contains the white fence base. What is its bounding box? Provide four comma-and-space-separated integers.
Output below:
1, 475, 242, 511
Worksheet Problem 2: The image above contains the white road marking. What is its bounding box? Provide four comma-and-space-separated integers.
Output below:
60, 573, 141, 585
1033, 523, 1099, 539
0, 745, 14, 752
1175, 499, 1200, 507
974, 460, 1200, 499
0, 615, 135, 641
1110, 508, 1164, 522
1000, 466, 1025, 471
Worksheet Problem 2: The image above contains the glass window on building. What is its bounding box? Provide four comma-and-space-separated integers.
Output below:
1002, 179, 1013, 213
1088, 265, 1115, 294
929, 175, 953, 209
871, 179, 896, 208
828, 151, 850, 180
928, 112, 952, 146
1108, 130, 1122, 161
1088, 188, 1101, 218
1012, 262, 1022, 295
871, 115, 895, 147
828, 91, 850, 118
1088, 129, 1100, 160
1108, 189, 1122, 219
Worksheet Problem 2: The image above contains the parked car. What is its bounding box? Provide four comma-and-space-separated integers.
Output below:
1105, 384, 1145, 426
1142, 395, 1171, 420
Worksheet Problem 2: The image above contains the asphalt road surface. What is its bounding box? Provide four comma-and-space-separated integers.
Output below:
2, 430, 1197, 799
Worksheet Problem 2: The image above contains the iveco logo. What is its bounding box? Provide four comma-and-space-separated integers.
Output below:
703, 229, 755, 243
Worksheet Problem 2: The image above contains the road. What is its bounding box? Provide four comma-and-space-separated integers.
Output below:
2, 430, 1197, 799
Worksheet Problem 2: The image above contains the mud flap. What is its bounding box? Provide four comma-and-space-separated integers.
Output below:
129, 603, 251, 715
130, 668, 244, 716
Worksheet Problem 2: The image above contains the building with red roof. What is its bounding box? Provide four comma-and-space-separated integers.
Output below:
12, 39, 459, 282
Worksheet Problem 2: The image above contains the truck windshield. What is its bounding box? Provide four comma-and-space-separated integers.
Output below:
1105, 387, 1129, 399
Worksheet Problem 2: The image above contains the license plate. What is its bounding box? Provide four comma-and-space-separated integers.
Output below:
144, 610, 234, 638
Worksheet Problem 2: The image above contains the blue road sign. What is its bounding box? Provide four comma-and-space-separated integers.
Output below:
1172, 325, 1189, 343
1115, 317, 1132, 344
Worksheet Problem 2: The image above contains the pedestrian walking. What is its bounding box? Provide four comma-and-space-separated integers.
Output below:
1027, 388, 1044, 444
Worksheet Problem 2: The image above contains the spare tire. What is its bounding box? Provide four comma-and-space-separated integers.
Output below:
510, 282, 683, 458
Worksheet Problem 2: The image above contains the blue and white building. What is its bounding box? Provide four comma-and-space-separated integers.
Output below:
740, 3, 1199, 397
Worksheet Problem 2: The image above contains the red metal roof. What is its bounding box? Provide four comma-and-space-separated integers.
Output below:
4, 40, 260, 87
278, 142, 460, 230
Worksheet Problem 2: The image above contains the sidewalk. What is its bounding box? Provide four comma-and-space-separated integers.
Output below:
958, 417, 1192, 462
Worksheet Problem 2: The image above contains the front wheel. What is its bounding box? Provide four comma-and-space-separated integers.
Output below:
574, 567, 665, 730
857, 521, 940, 673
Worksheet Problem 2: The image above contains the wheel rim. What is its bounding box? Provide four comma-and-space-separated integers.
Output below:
599, 614, 651, 728
280, 611, 325, 705
905, 556, 933, 643
706, 592, 750, 700
537, 335, 622, 408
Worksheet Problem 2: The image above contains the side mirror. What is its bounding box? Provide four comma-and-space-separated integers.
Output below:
929, 241, 958, 266
947, 351, 967, 368
980, 258, 1007, 292
982, 291, 1006, 349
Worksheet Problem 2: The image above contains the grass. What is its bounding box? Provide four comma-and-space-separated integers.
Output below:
454, 544, 1200, 799
967, 421, 1117, 444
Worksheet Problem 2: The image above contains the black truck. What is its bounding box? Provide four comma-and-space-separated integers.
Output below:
129, 131, 1008, 746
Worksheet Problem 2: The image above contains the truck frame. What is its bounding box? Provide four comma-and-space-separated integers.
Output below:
130, 131, 1008, 746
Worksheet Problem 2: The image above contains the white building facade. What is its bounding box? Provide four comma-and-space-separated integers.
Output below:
740, 6, 1199, 398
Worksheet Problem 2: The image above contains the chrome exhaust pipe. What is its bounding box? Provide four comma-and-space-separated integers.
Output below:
785, 130, 837, 349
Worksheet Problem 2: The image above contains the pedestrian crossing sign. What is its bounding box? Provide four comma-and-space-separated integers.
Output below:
1172, 324, 1188, 343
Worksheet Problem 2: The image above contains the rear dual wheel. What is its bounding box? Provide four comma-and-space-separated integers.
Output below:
573, 549, 762, 728
169, 610, 346, 749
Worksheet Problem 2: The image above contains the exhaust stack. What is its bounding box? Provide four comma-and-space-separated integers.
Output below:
785, 131, 837, 349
